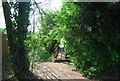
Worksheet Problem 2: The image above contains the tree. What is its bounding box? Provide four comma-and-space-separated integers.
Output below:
2, 1, 31, 80
38, 11, 59, 55
57, 2, 120, 79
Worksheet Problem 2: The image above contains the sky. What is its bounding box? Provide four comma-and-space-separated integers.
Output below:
0, 1, 6, 29
0, 0, 62, 30
29, 0, 62, 32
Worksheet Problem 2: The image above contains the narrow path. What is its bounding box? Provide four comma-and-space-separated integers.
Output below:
33, 47, 98, 81
56, 46, 65, 60
33, 62, 94, 81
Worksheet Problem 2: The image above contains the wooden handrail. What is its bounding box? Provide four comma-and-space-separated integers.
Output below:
54, 43, 59, 58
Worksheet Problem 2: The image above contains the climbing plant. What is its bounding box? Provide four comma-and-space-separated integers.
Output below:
2, 2, 31, 80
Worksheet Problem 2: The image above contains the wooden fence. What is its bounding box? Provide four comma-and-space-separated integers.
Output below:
1, 34, 9, 58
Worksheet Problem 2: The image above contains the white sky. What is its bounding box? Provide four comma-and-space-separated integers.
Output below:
0, 1, 6, 29
0, 0, 62, 30
50, 0, 62, 10
29, 0, 62, 32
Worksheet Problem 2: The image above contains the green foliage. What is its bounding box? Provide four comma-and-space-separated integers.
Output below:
0, 28, 3, 34
0, 28, 6, 34
3, 1, 119, 79
38, 11, 59, 55
26, 34, 53, 62
26, 11, 59, 68
56, 2, 120, 78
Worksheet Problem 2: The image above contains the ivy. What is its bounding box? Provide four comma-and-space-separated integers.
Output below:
2, 2, 31, 80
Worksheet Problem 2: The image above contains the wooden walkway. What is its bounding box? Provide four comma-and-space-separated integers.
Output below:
32, 45, 115, 81
33, 62, 90, 80
33, 46, 99, 81
54, 46, 70, 62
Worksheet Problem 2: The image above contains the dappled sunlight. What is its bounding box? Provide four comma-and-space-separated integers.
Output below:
1, 1, 119, 81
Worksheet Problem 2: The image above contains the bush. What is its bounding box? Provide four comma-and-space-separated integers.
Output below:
57, 2, 120, 78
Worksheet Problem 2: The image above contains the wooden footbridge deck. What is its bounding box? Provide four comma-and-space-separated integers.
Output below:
54, 44, 70, 62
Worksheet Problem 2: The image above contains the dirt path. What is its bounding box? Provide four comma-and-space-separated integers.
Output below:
33, 62, 95, 81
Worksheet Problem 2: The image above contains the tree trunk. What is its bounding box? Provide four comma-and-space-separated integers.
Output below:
2, 2, 31, 80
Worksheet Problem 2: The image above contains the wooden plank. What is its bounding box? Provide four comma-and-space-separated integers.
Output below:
54, 59, 70, 62
38, 63, 60, 79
